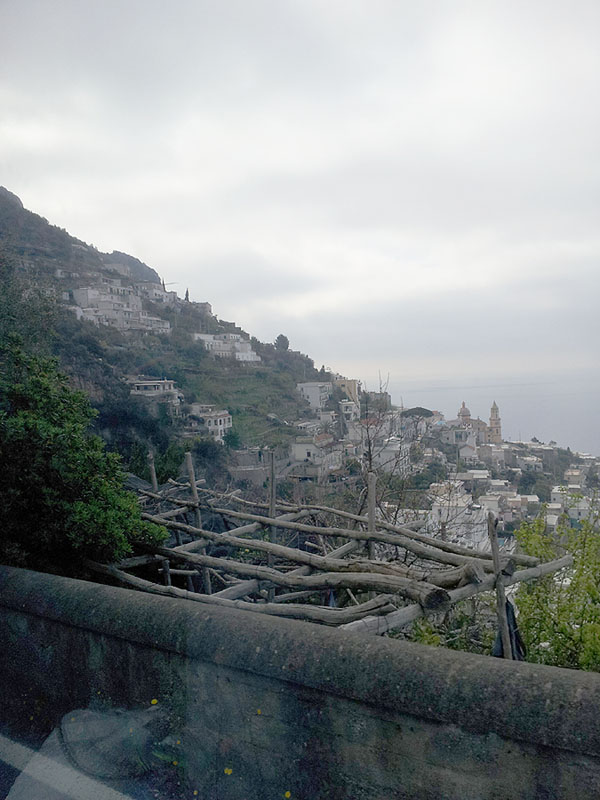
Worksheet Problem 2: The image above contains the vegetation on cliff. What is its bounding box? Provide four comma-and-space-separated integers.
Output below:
0, 339, 166, 572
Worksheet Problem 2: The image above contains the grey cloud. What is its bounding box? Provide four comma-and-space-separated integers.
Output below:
183, 251, 327, 299
257, 265, 600, 370
2, 0, 600, 452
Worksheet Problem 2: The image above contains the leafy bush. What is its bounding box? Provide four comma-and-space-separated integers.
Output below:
0, 341, 166, 573
515, 515, 600, 671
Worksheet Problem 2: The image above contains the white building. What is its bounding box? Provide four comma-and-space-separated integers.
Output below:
489, 479, 512, 494
133, 282, 178, 305
186, 403, 233, 443
193, 333, 261, 362
317, 410, 338, 425
426, 482, 488, 549
296, 382, 332, 410
551, 486, 593, 523
339, 399, 360, 422
72, 284, 171, 334
372, 436, 410, 476
516, 455, 543, 473
290, 433, 343, 479
129, 378, 183, 415
459, 443, 478, 463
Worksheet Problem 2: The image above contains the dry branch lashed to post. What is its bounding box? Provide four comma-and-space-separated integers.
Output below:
85, 561, 396, 624
341, 554, 573, 636
140, 512, 485, 590
206, 506, 504, 572
83, 470, 566, 635
178, 486, 540, 567
141, 543, 451, 610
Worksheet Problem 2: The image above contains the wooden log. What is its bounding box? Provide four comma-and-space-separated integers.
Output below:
84, 561, 396, 625
500, 556, 517, 577
341, 554, 573, 635
145, 545, 451, 610
311, 558, 483, 590
143, 513, 343, 572
171, 510, 313, 555
267, 500, 539, 566
161, 558, 171, 587
207, 507, 499, 571
268, 450, 276, 603
143, 512, 492, 596
197, 489, 424, 536
185, 451, 211, 595
213, 539, 363, 600
139, 489, 199, 508
147, 451, 159, 493
418, 560, 485, 589
153, 506, 191, 520
185, 452, 202, 526
488, 513, 512, 660
456, 560, 486, 588
143, 513, 472, 589
141, 486, 538, 566
207, 568, 233, 587
115, 554, 162, 569
272, 590, 320, 603
159, 567, 196, 576
367, 472, 376, 561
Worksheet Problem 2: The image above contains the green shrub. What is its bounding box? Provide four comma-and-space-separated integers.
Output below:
0, 341, 166, 573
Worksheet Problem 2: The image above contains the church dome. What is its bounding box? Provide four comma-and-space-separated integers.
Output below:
458, 401, 471, 418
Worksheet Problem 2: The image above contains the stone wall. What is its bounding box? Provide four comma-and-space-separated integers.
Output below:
1, 565, 600, 799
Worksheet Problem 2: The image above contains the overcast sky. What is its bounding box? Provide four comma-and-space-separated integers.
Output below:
2, 1, 599, 451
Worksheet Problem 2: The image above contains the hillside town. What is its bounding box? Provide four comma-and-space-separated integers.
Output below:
126, 361, 600, 554
42, 251, 599, 557
0, 179, 595, 567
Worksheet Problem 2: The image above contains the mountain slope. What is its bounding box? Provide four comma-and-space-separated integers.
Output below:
0, 188, 322, 477
0, 186, 160, 283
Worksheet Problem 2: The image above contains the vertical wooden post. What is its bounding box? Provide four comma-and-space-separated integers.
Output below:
185, 451, 212, 594
185, 451, 202, 529
440, 521, 447, 542
268, 450, 277, 602
147, 451, 159, 493
161, 558, 171, 587
488, 512, 512, 659
367, 472, 377, 561
267, 450, 275, 515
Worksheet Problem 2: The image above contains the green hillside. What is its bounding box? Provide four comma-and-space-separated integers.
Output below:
0, 188, 322, 479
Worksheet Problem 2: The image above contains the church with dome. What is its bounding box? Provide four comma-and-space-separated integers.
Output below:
445, 401, 502, 446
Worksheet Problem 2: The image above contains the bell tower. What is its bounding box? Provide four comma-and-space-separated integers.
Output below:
489, 401, 502, 444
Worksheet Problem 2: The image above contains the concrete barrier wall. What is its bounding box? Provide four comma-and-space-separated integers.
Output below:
1, 565, 600, 799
